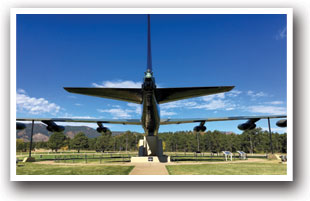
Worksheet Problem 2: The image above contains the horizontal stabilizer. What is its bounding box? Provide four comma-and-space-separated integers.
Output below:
64, 87, 142, 104
156, 86, 234, 104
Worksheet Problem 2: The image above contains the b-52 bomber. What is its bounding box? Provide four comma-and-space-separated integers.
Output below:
17, 15, 287, 159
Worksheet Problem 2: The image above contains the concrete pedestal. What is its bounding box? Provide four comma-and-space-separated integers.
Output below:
138, 136, 163, 156
131, 156, 170, 163
134, 136, 168, 163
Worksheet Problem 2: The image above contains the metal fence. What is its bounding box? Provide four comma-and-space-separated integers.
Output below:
17, 153, 133, 163
17, 152, 268, 163
170, 152, 267, 162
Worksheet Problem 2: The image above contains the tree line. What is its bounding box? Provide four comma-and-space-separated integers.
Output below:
16, 128, 287, 154
159, 128, 286, 153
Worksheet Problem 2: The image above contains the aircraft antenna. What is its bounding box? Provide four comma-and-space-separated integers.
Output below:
147, 14, 152, 72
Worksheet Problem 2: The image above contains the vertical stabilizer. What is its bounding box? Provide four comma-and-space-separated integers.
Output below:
147, 14, 152, 72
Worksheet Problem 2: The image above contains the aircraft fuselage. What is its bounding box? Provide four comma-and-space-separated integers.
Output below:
141, 70, 160, 136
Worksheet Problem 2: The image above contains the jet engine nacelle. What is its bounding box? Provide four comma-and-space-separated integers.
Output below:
16, 122, 26, 130
238, 123, 256, 131
276, 119, 287, 127
193, 126, 207, 132
96, 122, 110, 133
96, 126, 110, 133
238, 118, 260, 131
42, 120, 65, 132
46, 125, 65, 132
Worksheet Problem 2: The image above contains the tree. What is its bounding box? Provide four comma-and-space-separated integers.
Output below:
16, 139, 25, 152
95, 131, 112, 152
48, 132, 67, 152
279, 133, 287, 153
36, 141, 48, 149
66, 137, 71, 150
70, 132, 89, 153
88, 138, 97, 150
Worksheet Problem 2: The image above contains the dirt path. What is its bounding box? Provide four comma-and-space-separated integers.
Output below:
129, 163, 169, 175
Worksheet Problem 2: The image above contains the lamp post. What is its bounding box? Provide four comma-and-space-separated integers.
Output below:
268, 118, 274, 154
29, 120, 34, 158
196, 132, 200, 152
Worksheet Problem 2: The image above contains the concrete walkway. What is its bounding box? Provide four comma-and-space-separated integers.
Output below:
129, 162, 169, 175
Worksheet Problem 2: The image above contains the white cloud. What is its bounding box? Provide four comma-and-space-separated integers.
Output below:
97, 103, 143, 119
92, 80, 142, 88
265, 101, 284, 105
160, 110, 177, 116
202, 93, 225, 102
161, 100, 197, 110
60, 113, 96, 119
98, 102, 178, 119
17, 88, 26, 94
247, 90, 267, 98
71, 116, 94, 119
275, 27, 287, 40
97, 108, 132, 119
127, 103, 142, 115
57, 114, 109, 128
227, 90, 242, 97
195, 92, 236, 111
193, 99, 235, 110
247, 105, 286, 115
16, 90, 61, 115
74, 103, 82, 106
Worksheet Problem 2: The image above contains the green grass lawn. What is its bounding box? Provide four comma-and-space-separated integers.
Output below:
166, 162, 287, 175
16, 163, 134, 175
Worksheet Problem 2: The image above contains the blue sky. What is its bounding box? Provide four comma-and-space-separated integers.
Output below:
16, 14, 287, 134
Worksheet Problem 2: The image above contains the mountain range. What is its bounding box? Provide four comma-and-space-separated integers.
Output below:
16, 123, 125, 142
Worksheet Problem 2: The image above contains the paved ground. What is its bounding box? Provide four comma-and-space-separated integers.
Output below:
129, 162, 169, 175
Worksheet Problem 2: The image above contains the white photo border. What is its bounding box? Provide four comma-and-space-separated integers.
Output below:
10, 8, 293, 181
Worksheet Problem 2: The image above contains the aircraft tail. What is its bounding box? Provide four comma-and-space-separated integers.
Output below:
147, 14, 152, 72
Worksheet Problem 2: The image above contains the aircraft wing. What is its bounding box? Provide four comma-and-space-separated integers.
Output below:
155, 86, 234, 104
160, 115, 287, 125
16, 118, 141, 125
